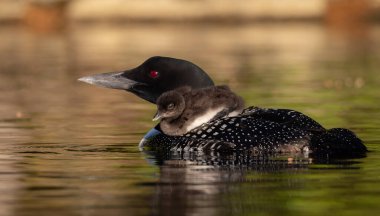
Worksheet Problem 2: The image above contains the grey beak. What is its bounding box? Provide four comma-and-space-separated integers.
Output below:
78, 71, 138, 90
152, 112, 162, 121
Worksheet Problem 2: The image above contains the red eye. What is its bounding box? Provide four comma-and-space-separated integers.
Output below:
149, 70, 159, 78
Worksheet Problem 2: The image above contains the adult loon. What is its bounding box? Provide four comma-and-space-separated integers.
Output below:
79, 56, 367, 157
154, 85, 245, 136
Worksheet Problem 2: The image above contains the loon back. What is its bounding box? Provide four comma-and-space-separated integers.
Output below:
144, 107, 367, 158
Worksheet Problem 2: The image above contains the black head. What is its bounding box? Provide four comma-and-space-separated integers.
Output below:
78, 56, 214, 103
154, 91, 186, 121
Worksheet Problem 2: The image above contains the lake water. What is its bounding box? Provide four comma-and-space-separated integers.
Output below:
0, 23, 379, 216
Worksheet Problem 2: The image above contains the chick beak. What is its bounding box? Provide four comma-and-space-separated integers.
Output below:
152, 112, 162, 121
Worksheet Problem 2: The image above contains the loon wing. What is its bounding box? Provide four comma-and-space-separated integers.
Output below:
146, 109, 311, 153
143, 107, 366, 157
241, 107, 325, 132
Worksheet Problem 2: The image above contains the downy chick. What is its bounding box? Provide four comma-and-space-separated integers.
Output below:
153, 85, 244, 136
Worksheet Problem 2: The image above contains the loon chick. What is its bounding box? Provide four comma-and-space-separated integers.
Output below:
78, 56, 367, 157
154, 85, 245, 136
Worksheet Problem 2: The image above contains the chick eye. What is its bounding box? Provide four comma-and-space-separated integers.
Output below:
149, 70, 159, 78
167, 103, 174, 110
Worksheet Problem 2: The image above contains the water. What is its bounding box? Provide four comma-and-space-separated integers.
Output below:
0, 23, 380, 216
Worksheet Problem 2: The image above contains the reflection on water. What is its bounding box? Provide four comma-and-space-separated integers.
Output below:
0, 23, 380, 215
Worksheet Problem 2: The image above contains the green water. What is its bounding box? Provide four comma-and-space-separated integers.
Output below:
0, 23, 379, 216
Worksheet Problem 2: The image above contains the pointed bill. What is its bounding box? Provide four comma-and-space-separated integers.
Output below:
78, 71, 138, 90
152, 112, 162, 121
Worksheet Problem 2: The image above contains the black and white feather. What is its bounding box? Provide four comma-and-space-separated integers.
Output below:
144, 107, 367, 157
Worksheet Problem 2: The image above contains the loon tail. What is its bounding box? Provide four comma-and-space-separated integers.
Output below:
310, 128, 367, 158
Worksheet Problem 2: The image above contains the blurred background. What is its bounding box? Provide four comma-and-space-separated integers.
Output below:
1, 1, 380, 216
1, 0, 380, 119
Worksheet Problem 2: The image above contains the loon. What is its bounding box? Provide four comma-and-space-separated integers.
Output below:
78, 56, 367, 157
154, 85, 245, 136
